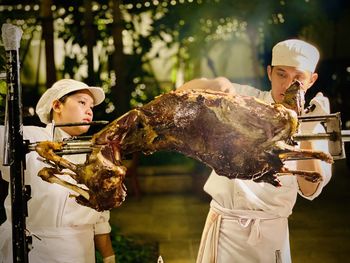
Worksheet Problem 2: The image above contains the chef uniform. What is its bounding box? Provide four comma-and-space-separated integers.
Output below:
0, 79, 111, 263
195, 40, 332, 263
0, 124, 111, 263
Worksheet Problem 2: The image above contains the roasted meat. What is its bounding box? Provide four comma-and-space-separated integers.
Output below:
35, 85, 333, 211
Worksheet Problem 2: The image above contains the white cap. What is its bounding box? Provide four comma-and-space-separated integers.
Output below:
271, 39, 320, 72
36, 79, 105, 124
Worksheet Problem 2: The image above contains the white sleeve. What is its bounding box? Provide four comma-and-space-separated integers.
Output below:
298, 123, 332, 200
230, 83, 272, 102
94, 210, 112, 235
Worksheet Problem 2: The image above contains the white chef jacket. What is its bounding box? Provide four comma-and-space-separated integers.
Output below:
0, 124, 111, 263
196, 83, 332, 263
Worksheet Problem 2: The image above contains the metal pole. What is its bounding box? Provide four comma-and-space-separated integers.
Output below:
2, 23, 30, 263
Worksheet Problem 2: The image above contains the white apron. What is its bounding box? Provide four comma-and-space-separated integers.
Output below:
196, 200, 291, 263
0, 221, 95, 263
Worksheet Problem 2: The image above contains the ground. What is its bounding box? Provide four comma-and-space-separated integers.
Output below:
110, 159, 350, 263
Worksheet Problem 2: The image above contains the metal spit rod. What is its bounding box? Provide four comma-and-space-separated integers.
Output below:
27, 114, 350, 158
294, 130, 350, 142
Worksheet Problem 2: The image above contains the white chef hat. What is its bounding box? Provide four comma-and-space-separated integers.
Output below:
36, 79, 105, 124
271, 39, 320, 72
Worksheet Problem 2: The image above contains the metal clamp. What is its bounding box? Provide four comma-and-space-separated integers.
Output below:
296, 112, 349, 159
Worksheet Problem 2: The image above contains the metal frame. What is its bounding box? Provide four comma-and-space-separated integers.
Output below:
1, 23, 31, 263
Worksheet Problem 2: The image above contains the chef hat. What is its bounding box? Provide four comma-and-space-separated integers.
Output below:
271, 39, 320, 72
36, 79, 105, 124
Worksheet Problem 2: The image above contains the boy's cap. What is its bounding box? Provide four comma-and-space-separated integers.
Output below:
36, 79, 105, 124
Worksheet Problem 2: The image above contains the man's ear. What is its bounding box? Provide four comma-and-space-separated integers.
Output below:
267, 65, 272, 81
309, 72, 318, 87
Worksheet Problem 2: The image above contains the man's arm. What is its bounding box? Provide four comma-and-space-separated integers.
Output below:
94, 233, 116, 262
297, 93, 332, 198
296, 141, 325, 196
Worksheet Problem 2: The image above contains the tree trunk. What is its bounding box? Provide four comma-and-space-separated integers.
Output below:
83, 0, 96, 85
109, 0, 130, 116
40, 0, 56, 87
247, 23, 263, 89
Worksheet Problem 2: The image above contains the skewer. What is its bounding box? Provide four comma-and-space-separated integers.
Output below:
294, 130, 350, 142
53, 120, 109, 127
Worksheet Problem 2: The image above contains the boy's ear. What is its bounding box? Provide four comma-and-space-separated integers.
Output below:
51, 100, 62, 113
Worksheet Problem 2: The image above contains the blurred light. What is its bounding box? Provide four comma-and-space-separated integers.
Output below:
345, 120, 350, 129
277, 13, 285, 23
105, 102, 115, 114
346, 67, 350, 73
28, 107, 35, 116
331, 74, 337, 80
92, 4, 99, 11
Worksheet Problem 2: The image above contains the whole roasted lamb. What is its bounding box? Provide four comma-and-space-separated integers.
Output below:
35, 83, 333, 211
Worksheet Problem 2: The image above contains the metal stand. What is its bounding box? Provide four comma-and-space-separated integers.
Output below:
296, 113, 350, 159
2, 23, 31, 263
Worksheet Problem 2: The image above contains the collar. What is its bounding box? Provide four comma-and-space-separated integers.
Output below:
45, 123, 71, 141
266, 91, 275, 104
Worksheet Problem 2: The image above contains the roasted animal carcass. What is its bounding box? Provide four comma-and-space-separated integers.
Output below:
35, 85, 333, 211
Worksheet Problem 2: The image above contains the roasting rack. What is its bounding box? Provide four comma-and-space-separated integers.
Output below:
27, 120, 109, 155
295, 112, 350, 160
27, 112, 350, 161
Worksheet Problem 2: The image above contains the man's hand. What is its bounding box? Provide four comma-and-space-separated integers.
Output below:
300, 92, 330, 133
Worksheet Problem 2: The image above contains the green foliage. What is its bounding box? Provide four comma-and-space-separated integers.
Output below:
96, 225, 159, 263
0, 80, 6, 124
1, 0, 349, 120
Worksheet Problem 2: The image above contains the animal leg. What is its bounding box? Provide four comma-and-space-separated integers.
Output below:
38, 167, 90, 200
278, 167, 323, 183
275, 141, 333, 163
35, 141, 78, 172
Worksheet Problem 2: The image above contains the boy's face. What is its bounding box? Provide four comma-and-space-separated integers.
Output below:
267, 65, 318, 103
52, 90, 95, 136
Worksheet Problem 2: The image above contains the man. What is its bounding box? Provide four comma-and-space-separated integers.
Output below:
178, 39, 332, 262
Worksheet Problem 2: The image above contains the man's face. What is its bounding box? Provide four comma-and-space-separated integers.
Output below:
267, 65, 318, 103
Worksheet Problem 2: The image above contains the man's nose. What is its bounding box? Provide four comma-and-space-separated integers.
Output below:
284, 79, 300, 90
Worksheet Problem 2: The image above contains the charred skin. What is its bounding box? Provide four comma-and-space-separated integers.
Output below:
93, 90, 299, 187
35, 87, 332, 210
